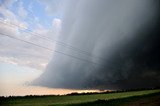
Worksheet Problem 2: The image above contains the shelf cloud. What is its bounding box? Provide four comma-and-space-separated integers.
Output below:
33, 0, 160, 90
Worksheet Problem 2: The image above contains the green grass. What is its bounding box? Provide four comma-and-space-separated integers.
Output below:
0, 89, 160, 106
67, 92, 160, 106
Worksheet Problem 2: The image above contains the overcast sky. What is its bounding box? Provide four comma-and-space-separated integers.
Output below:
33, 0, 160, 90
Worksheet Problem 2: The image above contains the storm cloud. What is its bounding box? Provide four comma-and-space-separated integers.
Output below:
33, 0, 160, 90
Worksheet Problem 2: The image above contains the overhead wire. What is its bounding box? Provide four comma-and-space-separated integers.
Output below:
0, 19, 120, 69
0, 19, 107, 62
0, 32, 110, 68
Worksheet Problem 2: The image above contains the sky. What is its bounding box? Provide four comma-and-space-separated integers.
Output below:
0, 0, 62, 70
0, 0, 160, 96
0, 0, 67, 96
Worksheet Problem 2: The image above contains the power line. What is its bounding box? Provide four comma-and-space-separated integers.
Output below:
0, 20, 120, 68
0, 19, 107, 62
0, 32, 108, 68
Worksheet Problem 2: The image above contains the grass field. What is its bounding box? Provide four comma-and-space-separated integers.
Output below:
0, 89, 160, 106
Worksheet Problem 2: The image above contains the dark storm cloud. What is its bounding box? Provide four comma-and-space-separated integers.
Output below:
33, 0, 160, 90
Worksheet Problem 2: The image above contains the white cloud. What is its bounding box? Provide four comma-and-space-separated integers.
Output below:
18, 1, 28, 18
0, 6, 17, 21
0, 0, 17, 7
40, 0, 64, 16
0, 8, 61, 70
0, 6, 52, 70
32, 18, 61, 41
0, 6, 28, 30
0, 21, 19, 36
52, 18, 61, 29
0, 56, 18, 65
0, 2, 63, 71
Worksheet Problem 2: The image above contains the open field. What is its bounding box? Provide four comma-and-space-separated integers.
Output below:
0, 89, 160, 106
68, 91, 160, 106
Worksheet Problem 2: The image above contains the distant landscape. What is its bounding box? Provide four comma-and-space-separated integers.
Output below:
1, 89, 160, 106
